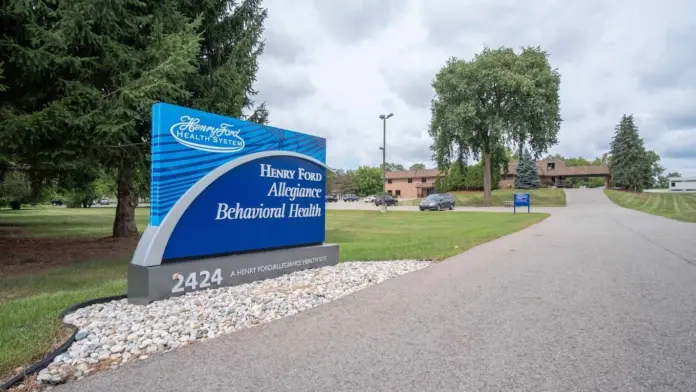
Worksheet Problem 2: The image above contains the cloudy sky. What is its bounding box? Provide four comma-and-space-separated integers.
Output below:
253, 0, 696, 176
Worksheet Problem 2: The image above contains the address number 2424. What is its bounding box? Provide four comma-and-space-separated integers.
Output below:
172, 269, 223, 293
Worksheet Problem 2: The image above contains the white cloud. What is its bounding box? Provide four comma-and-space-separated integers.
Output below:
254, 0, 696, 175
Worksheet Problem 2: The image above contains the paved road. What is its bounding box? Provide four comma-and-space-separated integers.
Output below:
327, 199, 564, 214
61, 189, 696, 392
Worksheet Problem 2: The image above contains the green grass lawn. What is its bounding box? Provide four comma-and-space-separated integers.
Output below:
0, 207, 150, 238
399, 187, 567, 207
0, 208, 548, 380
604, 190, 696, 223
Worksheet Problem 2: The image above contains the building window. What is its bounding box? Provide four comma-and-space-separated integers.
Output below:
407, 178, 413, 183
671, 182, 676, 187
396, 190, 401, 196
387, 179, 392, 184
547, 162, 555, 170
421, 178, 427, 183
387, 190, 393, 195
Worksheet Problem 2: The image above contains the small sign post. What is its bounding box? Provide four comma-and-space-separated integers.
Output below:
513, 193, 530, 214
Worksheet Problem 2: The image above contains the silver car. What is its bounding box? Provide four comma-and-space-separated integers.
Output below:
419, 193, 455, 211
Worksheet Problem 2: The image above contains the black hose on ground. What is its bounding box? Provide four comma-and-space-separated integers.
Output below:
0, 294, 127, 391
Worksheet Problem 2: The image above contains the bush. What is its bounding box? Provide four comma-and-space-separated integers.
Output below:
0, 171, 31, 209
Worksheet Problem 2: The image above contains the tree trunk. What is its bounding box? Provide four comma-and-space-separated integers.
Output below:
113, 163, 139, 237
483, 150, 492, 206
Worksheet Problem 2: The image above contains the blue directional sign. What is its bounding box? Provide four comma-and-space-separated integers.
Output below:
513, 193, 531, 214
133, 103, 328, 266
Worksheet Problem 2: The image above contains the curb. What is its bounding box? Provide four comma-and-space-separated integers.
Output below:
1, 295, 126, 391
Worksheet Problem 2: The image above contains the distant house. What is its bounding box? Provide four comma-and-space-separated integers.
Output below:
669, 176, 696, 192
500, 157, 611, 188
384, 169, 441, 198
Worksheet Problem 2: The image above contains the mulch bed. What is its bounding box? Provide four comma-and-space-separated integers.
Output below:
0, 234, 139, 276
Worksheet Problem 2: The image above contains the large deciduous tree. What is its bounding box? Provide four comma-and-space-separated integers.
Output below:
430, 46, 561, 205
409, 163, 426, 170
609, 115, 652, 192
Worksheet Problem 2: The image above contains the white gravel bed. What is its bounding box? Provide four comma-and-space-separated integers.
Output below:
36, 261, 429, 384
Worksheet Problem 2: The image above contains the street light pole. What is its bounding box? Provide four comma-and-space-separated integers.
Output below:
379, 113, 393, 193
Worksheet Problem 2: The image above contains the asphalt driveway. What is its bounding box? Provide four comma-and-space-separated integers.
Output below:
59, 189, 696, 392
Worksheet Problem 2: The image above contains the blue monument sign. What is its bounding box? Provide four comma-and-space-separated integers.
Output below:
513, 193, 531, 214
128, 103, 339, 304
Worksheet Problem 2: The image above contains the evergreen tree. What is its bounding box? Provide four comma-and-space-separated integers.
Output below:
0, 0, 269, 236
515, 148, 540, 189
609, 115, 651, 192
179, 0, 268, 121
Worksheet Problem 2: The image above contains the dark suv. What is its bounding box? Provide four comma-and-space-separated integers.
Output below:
325, 194, 338, 203
342, 194, 359, 202
374, 195, 398, 206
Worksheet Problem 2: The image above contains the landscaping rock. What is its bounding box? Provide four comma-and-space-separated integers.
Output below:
74, 331, 89, 341
46, 261, 429, 384
110, 344, 124, 354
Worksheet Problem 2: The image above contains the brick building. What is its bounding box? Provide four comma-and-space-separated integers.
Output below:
381, 157, 611, 198
499, 157, 610, 188
384, 169, 441, 198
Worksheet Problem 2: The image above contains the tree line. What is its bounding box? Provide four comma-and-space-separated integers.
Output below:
0, 0, 269, 236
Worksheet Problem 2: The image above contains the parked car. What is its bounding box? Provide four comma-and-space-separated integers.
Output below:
325, 194, 338, 203
419, 193, 455, 211
343, 194, 359, 202
374, 195, 398, 206
364, 195, 375, 203
100, 197, 109, 205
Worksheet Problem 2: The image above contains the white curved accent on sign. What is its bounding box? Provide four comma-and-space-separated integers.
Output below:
131, 151, 329, 267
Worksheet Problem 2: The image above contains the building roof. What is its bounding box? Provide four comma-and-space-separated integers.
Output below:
506, 159, 609, 177
559, 165, 610, 176
385, 168, 441, 179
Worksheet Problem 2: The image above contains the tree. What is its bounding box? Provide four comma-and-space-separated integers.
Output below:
658, 172, 682, 189
0, 0, 75, 196
430, 46, 561, 205
548, 154, 607, 167
0, 170, 31, 209
515, 148, 540, 188
443, 160, 465, 191
1, 0, 269, 237
461, 164, 481, 190
326, 168, 356, 195
409, 163, 426, 170
645, 150, 664, 189
353, 166, 382, 196
608, 115, 652, 192
1, 0, 202, 234
381, 162, 405, 172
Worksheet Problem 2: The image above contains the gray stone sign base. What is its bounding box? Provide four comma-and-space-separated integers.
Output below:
128, 243, 339, 305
